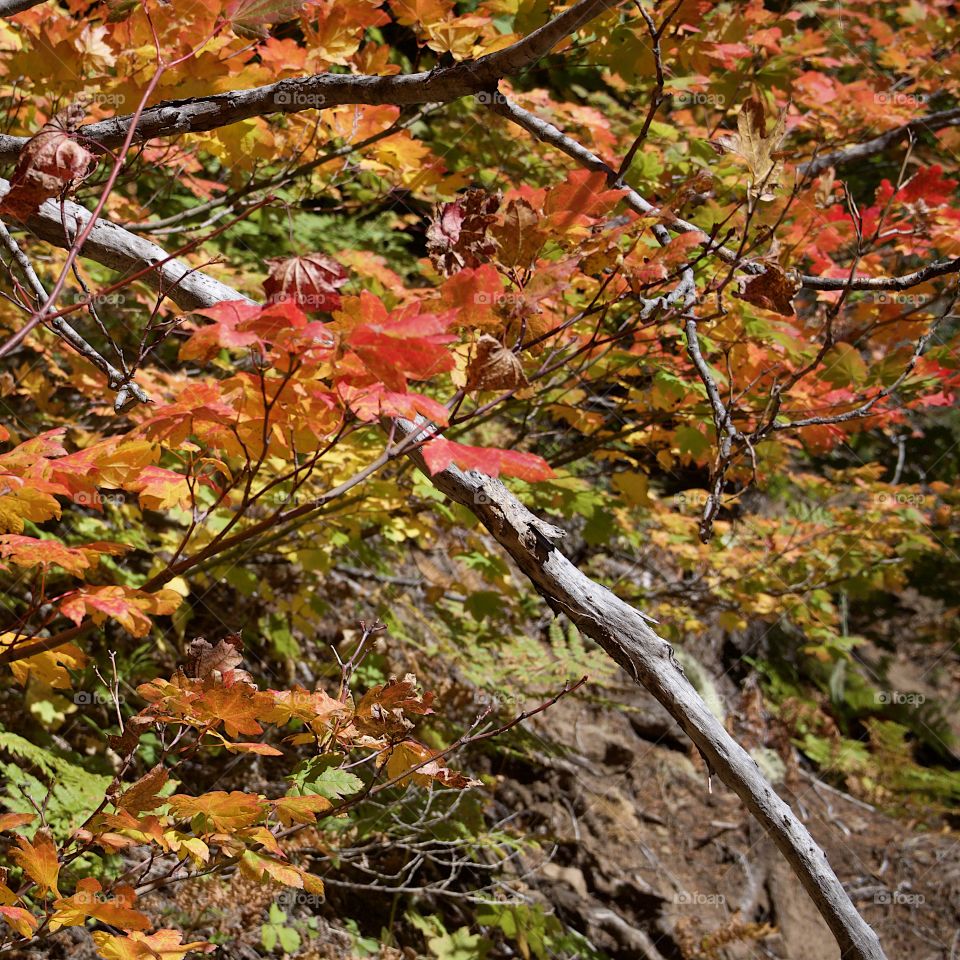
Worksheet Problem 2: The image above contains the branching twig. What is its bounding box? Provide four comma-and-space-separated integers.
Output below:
0, 219, 149, 411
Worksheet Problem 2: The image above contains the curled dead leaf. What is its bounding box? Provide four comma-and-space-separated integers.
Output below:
0, 109, 97, 220
427, 189, 500, 276
466, 334, 529, 392
735, 265, 800, 316
185, 634, 254, 686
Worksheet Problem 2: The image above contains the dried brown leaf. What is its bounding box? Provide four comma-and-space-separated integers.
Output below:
466, 334, 529, 392
491, 198, 546, 269
427, 189, 500, 275
736, 265, 800, 316
715, 97, 787, 201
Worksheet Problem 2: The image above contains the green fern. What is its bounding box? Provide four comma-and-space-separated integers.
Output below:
0, 726, 112, 837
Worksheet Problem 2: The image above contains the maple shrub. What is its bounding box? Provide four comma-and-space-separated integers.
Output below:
0, 0, 958, 957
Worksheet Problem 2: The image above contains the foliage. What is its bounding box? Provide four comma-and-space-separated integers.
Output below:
0, 0, 959, 955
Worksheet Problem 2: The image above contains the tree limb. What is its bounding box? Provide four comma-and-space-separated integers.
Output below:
394, 419, 886, 960
0, 0, 623, 163
799, 106, 960, 177
0, 0, 46, 16
0, 218, 149, 411
490, 95, 960, 292
3, 180, 252, 311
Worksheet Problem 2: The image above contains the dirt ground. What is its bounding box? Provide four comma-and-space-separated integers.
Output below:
492, 679, 960, 959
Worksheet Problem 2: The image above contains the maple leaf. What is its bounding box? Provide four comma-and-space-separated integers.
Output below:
339, 293, 456, 392
263, 253, 348, 313
543, 170, 626, 233
436, 263, 505, 329
427, 189, 501, 275
224, 0, 315, 38
60, 586, 182, 637
167, 792, 267, 833
91, 929, 214, 960
50, 878, 150, 932
715, 97, 788, 201
421, 437, 554, 482
4, 636, 86, 690
491, 198, 546, 269
220, 740, 284, 756
735, 265, 801, 316
129, 467, 192, 512
0, 484, 62, 534
0, 813, 34, 832
270, 794, 333, 826
0, 906, 38, 939
336, 382, 450, 427
11, 829, 61, 898
385, 739, 481, 789
264, 684, 348, 726
140, 383, 238, 447
0, 535, 130, 578
184, 635, 254, 685
238, 850, 325, 895
354, 674, 435, 738
116, 765, 169, 815
137, 673, 274, 737
180, 301, 263, 363
0, 106, 97, 220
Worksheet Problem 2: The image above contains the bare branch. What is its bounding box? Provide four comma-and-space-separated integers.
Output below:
799, 256, 960, 291
3, 181, 254, 310
0, 0, 624, 163
799, 106, 960, 177
394, 419, 887, 960
0, 0, 46, 16
0, 219, 149, 411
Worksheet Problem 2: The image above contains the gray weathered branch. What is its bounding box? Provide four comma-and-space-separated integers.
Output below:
396, 423, 887, 960
799, 106, 960, 177
490, 95, 960, 294
0, 0, 46, 16
3, 180, 250, 311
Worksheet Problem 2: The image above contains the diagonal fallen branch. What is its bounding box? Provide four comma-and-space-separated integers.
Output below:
396, 423, 887, 960
12, 194, 888, 960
